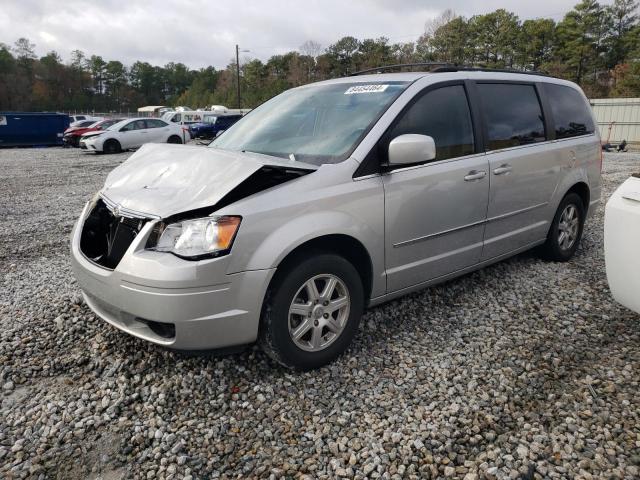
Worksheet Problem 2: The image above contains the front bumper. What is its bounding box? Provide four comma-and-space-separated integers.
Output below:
63, 135, 79, 147
80, 137, 101, 151
70, 202, 275, 350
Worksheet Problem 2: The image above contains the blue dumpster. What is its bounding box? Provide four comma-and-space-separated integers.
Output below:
0, 112, 71, 147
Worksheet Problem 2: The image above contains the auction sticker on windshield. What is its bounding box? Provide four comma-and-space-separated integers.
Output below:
344, 85, 389, 94
0, 115, 6, 126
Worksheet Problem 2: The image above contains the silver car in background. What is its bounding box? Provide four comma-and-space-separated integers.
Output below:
71, 69, 601, 369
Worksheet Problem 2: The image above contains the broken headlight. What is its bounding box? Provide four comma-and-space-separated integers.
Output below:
152, 216, 241, 259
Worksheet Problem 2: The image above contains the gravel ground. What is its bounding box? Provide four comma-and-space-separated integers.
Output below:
1, 147, 639, 480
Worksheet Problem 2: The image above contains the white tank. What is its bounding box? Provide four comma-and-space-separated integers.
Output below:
605, 175, 640, 314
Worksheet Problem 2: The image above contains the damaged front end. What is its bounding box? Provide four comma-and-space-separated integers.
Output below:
78, 144, 316, 268
79, 197, 151, 269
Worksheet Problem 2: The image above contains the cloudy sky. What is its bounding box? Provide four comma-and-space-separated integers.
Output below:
0, 0, 613, 69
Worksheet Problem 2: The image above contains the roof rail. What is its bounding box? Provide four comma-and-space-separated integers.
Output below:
349, 62, 455, 76
349, 62, 549, 77
431, 66, 549, 77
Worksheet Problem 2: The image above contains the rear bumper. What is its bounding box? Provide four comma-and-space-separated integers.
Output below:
70, 203, 275, 350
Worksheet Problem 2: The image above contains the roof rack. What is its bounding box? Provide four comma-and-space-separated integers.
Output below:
349, 62, 549, 77
431, 66, 549, 77
349, 62, 455, 76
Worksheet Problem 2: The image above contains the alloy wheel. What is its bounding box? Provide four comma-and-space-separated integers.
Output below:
558, 204, 579, 250
287, 274, 350, 352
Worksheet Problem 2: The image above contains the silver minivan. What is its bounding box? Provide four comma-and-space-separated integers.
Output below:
71, 69, 601, 369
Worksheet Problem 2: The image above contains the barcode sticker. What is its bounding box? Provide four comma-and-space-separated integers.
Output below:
344, 85, 389, 94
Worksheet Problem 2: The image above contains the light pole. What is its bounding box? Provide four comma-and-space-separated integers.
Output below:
235, 45, 250, 109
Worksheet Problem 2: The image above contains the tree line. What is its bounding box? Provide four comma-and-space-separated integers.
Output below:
0, 0, 638, 113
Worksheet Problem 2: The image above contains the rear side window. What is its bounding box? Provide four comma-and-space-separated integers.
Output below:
386, 84, 475, 161
478, 83, 546, 150
544, 84, 594, 139
147, 119, 168, 128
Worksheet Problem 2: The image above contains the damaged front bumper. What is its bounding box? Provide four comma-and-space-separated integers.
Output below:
70, 201, 274, 350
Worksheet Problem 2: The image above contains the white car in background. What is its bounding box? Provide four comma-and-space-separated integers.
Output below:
605, 174, 640, 315
79, 118, 188, 154
69, 115, 103, 126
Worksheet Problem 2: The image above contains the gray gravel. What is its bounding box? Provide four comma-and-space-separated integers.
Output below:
1, 147, 640, 480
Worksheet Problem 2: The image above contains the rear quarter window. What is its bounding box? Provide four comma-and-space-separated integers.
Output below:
544, 83, 595, 139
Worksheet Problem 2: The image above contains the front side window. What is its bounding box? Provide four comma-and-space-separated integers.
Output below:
121, 120, 146, 132
210, 81, 409, 165
544, 84, 594, 139
479, 83, 546, 150
384, 84, 475, 162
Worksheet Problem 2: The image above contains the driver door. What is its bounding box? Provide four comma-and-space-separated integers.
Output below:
119, 120, 146, 149
382, 83, 490, 292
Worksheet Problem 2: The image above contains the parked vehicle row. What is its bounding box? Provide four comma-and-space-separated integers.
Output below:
63, 119, 123, 147
79, 117, 188, 154
71, 68, 601, 369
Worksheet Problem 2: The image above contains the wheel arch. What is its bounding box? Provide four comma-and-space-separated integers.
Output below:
103, 137, 121, 150
565, 181, 590, 213
266, 234, 374, 307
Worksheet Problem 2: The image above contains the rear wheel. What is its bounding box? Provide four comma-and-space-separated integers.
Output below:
103, 139, 121, 154
259, 253, 364, 370
167, 135, 182, 144
539, 192, 585, 261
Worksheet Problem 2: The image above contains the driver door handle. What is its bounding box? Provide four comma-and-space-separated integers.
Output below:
493, 164, 512, 175
464, 170, 487, 181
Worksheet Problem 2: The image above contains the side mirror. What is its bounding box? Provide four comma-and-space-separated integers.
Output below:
215, 130, 225, 138
388, 134, 436, 166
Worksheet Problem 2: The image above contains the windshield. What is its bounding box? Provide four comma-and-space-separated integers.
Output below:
99, 119, 121, 129
210, 81, 408, 165
107, 119, 135, 131
203, 115, 217, 124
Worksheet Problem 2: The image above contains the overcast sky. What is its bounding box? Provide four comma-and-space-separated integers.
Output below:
0, 0, 614, 69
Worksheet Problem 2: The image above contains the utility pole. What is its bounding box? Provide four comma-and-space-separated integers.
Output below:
236, 44, 241, 109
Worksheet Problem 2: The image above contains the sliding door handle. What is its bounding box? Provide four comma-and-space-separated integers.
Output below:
493, 164, 512, 175
464, 170, 487, 181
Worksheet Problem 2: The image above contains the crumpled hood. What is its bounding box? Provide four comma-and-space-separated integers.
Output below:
101, 143, 317, 218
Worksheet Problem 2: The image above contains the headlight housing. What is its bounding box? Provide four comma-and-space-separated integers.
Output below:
152, 216, 241, 259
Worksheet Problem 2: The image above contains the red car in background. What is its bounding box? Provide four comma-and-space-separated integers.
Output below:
63, 118, 123, 147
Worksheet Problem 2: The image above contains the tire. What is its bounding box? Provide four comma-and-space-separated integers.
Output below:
259, 253, 364, 370
103, 139, 121, 154
167, 135, 182, 144
539, 192, 585, 262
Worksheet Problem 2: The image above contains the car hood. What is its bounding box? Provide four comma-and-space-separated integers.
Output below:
67, 127, 93, 136
100, 143, 318, 218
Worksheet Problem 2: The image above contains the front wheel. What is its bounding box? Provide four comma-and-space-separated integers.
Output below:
539, 192, 585, 261
259, 254, 364, 370
103, 139, 121, 154
167, 135, 182, 144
